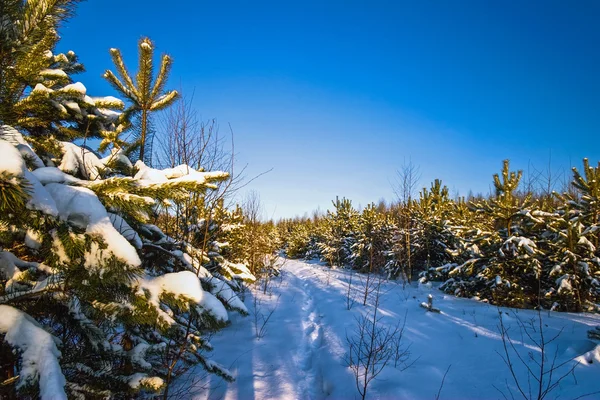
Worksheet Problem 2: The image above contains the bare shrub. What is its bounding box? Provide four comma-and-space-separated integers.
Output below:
345, 280, 412, 400
494, 309, 598, 400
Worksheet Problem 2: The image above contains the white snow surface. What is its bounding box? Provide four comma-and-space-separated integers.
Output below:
0, 140, 60, 216
59, 142, 104, 180
39, 68, 68, 79
24, 230, 43, 250
0, 305, 67, 400
23, 169, 59, 216
32, 166, 80, 185
108, 213, 142, 249
45, 183, 141, 269
133, 160, 228, 186
0, 127, 45, 169
138, 271, 228, 324
207, 276, 248, 314
60, 82, 86, 95
178, 258, 600, 400
16, 143, 45, 169
0, 139, 26, 175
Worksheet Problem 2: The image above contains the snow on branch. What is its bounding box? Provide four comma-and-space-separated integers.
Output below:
0, 305, 67, 400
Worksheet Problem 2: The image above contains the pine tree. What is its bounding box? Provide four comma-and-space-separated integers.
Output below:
0, 7, 248, 398
104, 38, 179, 164
440, 160, 542, 306
319, 197, 358, 267
546, 159, 600, 311
412, 179, 454, 271
352, 203, 394, 273
0, 0, 124, 148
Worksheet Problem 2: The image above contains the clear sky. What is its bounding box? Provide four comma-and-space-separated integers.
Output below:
57, 0, 600, 219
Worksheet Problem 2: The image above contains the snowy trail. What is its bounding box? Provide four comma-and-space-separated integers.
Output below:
182, 258, 600, 400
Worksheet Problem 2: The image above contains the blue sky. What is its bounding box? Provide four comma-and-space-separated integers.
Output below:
58, 0, 600, 219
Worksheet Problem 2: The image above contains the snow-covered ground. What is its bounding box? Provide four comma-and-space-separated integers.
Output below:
180, 258, 600, 399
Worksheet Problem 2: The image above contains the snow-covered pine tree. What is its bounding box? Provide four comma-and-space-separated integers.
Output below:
186, 201, 256, 292
284, 221, 312, 259
439, 160, 543, 307
319, 197, 358, 267
279, 217, 322, 260
1, 123, 250, 398
412, 179, 454, 272
352, 203, 394, 273
0, 3, 248, 398
546, 159, 600, 311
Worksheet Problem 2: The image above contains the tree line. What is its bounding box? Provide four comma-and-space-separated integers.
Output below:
278, 159, 600, 313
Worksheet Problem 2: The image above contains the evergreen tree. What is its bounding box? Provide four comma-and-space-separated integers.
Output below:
439, 160, 542, 307
104, 38, 179, 164
412, 179, 454, 271
352, 203, 394, 273
0, 0, 124, 148
319, 197, 358, 267
545, 159, 600, 311
0, 7, 248, 398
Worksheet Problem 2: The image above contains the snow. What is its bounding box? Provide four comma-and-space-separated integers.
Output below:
0, 251, 36, 281
140, 271, 203, 304
64, 100, 82, 115
129, 342, 166, 370
0, 139, 25, 175
178, 258, 600, 400
133, 160, 168, 182
32, 166, 80, 185
32, 83, 54, 94
579, 236, 596, 252
223, 261, 256, 282
1, 125, 27, 145
0, 140, 59, 215
128, 373, 164, 390
108, 213, 142, 249
94, 107, 121, 121
557, 274, 573, 293
23, 169, 59, 216
60, 82, 86, 95
0, 305, 67, 400
207, 276, 248, 314
577, 344, 600, 365
90, 95, 124, 108
0, 126, 44, 169
199, 291, 229, 323
16, 144, 45, 169
133, 160, 228, 186
25, 229, 43, 250
59, 142, 104, 180
505, 235, 537, 255
45, 183, 141, 269
137, 271, 228, 324
39, 69, 68, 79
100, 148, 133, 169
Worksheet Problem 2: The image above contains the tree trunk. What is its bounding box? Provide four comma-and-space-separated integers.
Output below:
139, 108, 148, 163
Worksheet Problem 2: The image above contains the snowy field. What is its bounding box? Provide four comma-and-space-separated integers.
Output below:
179, 258, 600, 400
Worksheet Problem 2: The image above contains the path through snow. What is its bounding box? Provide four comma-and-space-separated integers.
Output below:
180, 258, 600, 400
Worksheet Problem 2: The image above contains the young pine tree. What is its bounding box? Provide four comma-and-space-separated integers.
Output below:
104, 38, 179, 164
